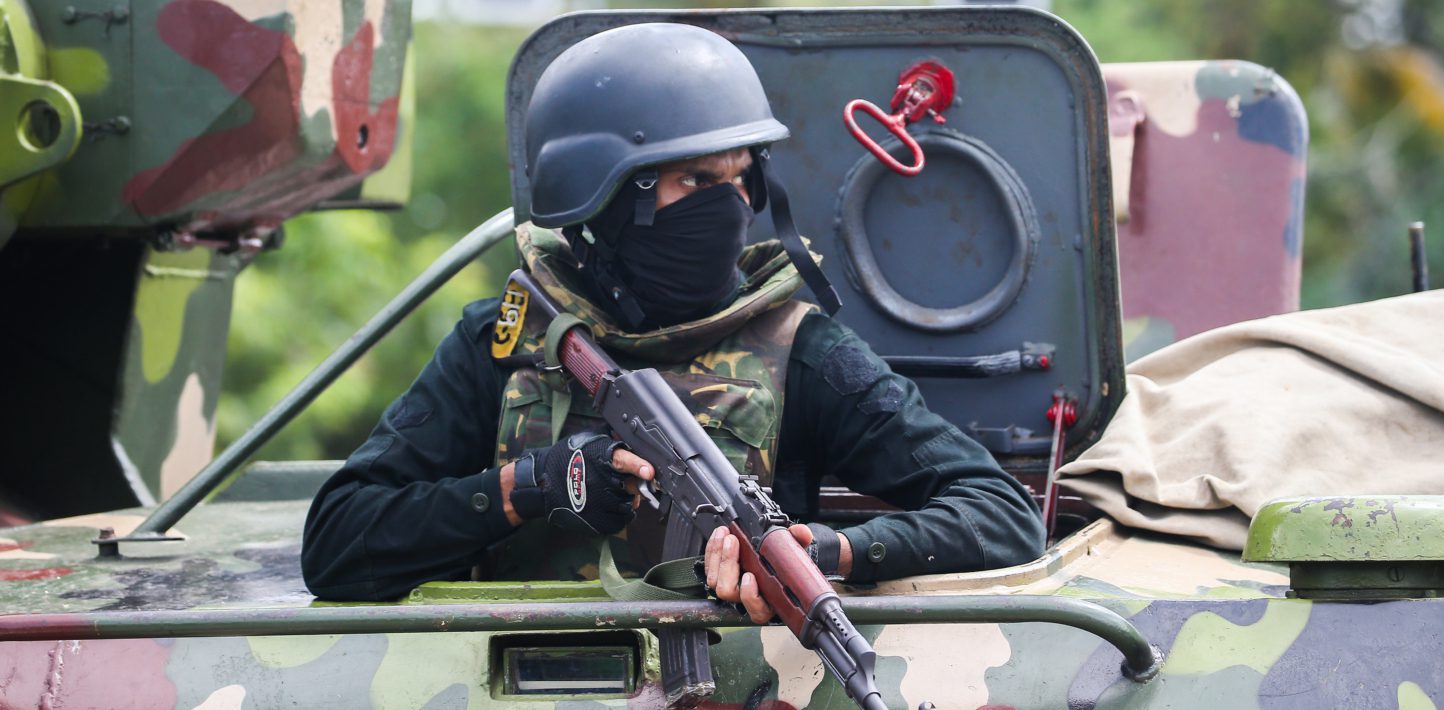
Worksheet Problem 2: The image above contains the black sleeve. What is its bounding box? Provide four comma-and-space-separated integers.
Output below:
776, 313, 1045, 583
301, 298, 514, 600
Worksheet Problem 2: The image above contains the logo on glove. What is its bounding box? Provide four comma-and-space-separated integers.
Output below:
566, 449, 587, 512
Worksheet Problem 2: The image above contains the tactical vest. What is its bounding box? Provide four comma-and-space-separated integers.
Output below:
480, 223, 815, 581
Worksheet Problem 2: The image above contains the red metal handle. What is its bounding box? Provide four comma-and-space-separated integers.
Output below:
843, 98, 925, 177
843, 60, 955, 178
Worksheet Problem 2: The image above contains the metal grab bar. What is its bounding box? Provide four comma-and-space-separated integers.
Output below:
0, 594, 1162, 681
96, 208, 517, 555
884, 343, 1054, 379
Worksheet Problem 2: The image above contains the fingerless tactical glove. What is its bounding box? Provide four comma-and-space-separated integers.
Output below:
508, 431, 636, 535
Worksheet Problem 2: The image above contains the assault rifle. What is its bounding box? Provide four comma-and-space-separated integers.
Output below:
508, 269, 888, 710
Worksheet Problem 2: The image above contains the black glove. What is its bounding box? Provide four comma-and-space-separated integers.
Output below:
806, 522, 845, 581
508, 431, 636, 535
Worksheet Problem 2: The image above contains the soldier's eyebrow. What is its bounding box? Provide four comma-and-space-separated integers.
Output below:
665, 151, 753, 183
686, 167, 724, 181
690, 154, 753, 181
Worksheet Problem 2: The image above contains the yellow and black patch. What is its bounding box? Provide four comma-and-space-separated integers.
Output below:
491, 279, 530, 359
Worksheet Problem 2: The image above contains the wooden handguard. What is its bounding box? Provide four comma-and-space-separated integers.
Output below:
730, 522, 835, 639
556, 327, 616, 398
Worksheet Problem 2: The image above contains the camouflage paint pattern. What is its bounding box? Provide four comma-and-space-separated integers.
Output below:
1104, 61, 1308, 362
482, 224, 813, 582
1, 504, 1441, 708
111, 247, 243, 505
0, 0, 411, 515
9, 0, 409, 233
1246, 496, 1444, 562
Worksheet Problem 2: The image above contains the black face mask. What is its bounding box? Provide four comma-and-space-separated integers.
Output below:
602, 183, 753, 328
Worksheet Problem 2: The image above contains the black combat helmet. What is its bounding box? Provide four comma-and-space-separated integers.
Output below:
523, 22, 840, 323
524, 22, 789, 228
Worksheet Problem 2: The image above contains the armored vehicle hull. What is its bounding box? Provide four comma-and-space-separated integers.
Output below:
2, 5, 1439, 709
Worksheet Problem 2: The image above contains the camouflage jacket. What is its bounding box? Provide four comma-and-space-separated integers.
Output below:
301, 228, 1045, 600
481, 224, 813, 580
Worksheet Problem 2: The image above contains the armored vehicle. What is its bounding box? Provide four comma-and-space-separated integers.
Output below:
1, 3, 1440, 708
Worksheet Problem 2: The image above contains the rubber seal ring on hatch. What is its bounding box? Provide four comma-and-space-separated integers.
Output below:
835, 130, 1039, 333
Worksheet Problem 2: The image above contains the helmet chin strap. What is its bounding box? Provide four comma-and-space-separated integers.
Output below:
562, 169, 660, 332
563, 228, 649, 331
756, 148, 842, 315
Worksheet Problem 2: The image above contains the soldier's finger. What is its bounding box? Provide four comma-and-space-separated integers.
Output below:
610, 449, 654, 481
740, 573, 773, 624
789, 523, 813, 546
705, 527, 726, 588
714, 534, 742, 602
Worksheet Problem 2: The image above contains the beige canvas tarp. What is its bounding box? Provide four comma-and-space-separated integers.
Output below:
1057, 291, 1444, 550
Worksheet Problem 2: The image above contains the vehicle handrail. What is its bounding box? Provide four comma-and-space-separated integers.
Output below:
95, 208, 517, 555
0, 594, 1163, 682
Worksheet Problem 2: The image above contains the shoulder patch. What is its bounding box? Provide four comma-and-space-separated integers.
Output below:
490, 280, 530, 359
822, 343, 883, 396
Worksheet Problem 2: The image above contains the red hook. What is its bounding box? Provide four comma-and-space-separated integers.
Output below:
843, 60, 955, 177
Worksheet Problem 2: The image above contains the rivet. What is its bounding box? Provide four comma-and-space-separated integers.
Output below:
632, 131, 645, 144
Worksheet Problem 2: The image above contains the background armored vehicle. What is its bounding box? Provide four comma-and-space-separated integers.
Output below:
1, 3, 1441, 708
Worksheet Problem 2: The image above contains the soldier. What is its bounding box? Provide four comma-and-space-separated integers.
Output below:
301, 23, 1044, 621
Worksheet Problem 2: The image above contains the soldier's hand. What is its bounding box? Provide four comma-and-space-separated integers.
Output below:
705, 524, 813, 624
608, 448, 655, 510
517, 431, 654, 535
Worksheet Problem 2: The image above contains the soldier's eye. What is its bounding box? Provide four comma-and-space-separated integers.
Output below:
680, 175, 699, 188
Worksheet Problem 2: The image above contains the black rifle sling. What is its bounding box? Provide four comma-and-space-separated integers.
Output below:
759, 150, 842, 315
